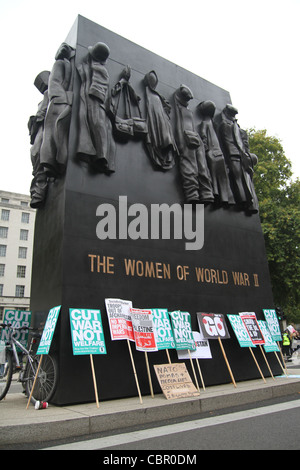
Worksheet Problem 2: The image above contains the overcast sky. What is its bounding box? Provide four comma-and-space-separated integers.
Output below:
0, 0, 299, 195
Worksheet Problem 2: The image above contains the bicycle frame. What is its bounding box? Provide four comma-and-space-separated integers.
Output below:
2, 325, 36, 374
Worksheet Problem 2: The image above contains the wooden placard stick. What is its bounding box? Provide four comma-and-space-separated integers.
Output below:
26, 355, 43, 409
166, 349, 171, 364
248, 347, 266, 383
144, 352, 154, 398
277, 341, 289, 375
127, 339, 143, 404
196, 358, 206, 390
274, 351, 288, 376
90, 355, 99, 408
188, 350, 200, 392
259, 345, 275, 380
218, 337, 237, 388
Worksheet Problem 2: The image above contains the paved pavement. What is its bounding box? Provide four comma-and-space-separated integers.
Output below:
1, 360, 300, 448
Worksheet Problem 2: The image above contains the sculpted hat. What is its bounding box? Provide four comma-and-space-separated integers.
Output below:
88, 42, 110, 62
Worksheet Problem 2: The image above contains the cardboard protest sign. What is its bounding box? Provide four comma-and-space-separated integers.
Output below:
69, 309, 106, 355
227, 314, 254, 348
263, 309, 282, 341
177, 331, 212, 359
105, 298, 134, 341
153, 363, 200, 399
239, 312, 265, 345
0, 309, 31, 350
37, 306, 61, 355
130, 308, 157, 352
150, 308, 175, 350
258, 320, 280, 353
169, 311, 196, 350
197, 313, 230, 340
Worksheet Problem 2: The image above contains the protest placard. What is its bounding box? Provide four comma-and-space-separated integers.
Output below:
0, 309, 31, 350
227, 314, 266, 383
262, 309, 282, 341
105, 298, 134, 341
150, 308, 175, 350
239, 312, 275, 380
27, 306, 61, 409
69, 309, 106, 355
177, 331, 212, 359
130, 308, 157, 352
197, 313, 230, 340
69, 308, 106, 407
169, 311, 196, 351
227, 314, 253, 348
258, 320, 286, 377
239, 312, 265, 345
153, 363, 200, 400
197, 313, 236, 387
37, 306, 61, 355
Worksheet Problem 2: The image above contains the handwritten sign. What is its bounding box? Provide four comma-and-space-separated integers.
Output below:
69, 309, 106, 355
154, 363, 200, 399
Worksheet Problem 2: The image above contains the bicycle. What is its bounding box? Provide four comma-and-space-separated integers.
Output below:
0, 323, 58, 404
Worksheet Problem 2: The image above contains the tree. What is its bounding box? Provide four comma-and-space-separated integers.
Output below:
248, 129, 300, 324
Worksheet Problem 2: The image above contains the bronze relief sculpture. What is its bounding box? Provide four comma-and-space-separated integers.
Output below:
173, 85, 214, 203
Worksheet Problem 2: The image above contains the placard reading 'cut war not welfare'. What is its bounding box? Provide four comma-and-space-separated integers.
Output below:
37, 306, 61, 355
69, 309, 106, 355
150, 308, 175, 350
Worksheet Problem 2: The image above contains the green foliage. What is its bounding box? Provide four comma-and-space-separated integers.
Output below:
248, 129, 300, 323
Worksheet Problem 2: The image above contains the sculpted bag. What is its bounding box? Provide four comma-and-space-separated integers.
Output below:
184, 130, 201, 149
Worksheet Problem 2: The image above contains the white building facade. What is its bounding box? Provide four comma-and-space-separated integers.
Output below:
0, 190, 36, 319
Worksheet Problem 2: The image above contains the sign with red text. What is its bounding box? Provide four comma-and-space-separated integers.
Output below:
197, 313, 230, 340
239, 312, 265, 345
130, 308, 157, 352
105, 298, 134, 341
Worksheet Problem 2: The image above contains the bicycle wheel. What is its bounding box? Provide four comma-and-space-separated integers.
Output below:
0, 350, 13, 401
25, 354, 58, 402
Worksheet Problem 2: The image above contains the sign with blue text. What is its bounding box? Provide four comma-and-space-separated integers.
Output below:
69, 308, 107, 355
37, 306, 61, 355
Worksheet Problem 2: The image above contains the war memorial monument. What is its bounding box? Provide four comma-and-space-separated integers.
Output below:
28, 15, 281, 405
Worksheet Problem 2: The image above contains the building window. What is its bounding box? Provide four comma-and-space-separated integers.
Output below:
21, 212, 30, 224
20, 229, 29, 241
0, 245, 6, 257
15, 285, 25, 297
0, 264, 5, 277
0, 227, 8, 238
18, 247, 27, 259
17, 265, 26, 278
1, 198, 9, 204
1, 209, 10, 221
20, 201, 29, 207
0, 284, 3, 296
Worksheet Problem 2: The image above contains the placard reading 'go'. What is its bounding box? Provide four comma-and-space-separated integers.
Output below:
69, 309, 106, 355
